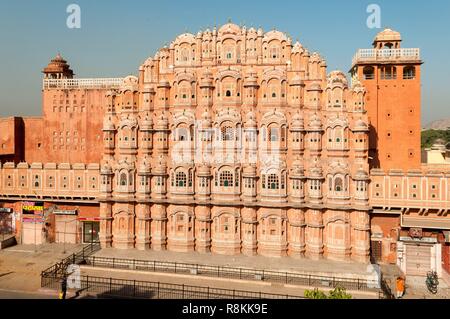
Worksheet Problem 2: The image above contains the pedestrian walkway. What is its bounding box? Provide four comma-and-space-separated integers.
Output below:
0, 243, 82, 292
93, 248, 376, 280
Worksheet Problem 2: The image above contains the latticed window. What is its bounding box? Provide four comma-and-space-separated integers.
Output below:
335, 177, 343, 192
177, 127, 188, 141
268, 174, 279, 190
176, 172, 187, 187
221, 126, 234, 141
269, 128, 279, 142
262, 174, 266, 189
120, 173, 127, 186
220, 171, 233, 187
270, 46, 280, 59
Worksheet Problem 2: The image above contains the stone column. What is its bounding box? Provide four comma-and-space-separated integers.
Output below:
305, 209, 324, 260
194, 205, 211, 253
151, 204, 167, 251
99, 202, 113, 248
351, 210, 371, 263
135, 203, 151, 250
287, 208, 306, 258
241, 207, 257, 256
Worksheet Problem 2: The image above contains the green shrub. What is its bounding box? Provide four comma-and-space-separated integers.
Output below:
304, 286, 352, 299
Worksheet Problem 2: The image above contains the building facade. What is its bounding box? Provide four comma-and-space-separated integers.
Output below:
0, 24, 449, 275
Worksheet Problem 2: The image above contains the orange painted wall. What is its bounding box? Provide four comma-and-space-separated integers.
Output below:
357, 64, 422, 171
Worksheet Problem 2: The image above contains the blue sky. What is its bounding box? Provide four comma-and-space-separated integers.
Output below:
0, 0, 448, 125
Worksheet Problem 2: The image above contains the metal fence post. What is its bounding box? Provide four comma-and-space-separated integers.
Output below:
240, 268, 242, 280
217, 265, 220, 277
182, 284, 185, 299
175, 262, 177, 273
357, 278, 360, 290
286, 272, 288, 284
133, 280, 136, 297
157, 282, 160, 299
207, 286, 210, 299
93, 256, 95, 267
133, 259, 136, 270
110, 277, 112, 292
153, 260, 156, 272
86, 275, 89, 290
308, 274, 311, 286
112, 258, 115, 268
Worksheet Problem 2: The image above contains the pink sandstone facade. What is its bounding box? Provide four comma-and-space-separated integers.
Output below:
0, 24, 449, 276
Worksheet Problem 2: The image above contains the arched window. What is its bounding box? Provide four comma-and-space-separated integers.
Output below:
268, 174, 279, 190
176, 172, 187, 187
176, 127, 188, 141
120, 173, 127, 186
335, 177, 343, 192
226, 90, 231, 97
270, 46, 280, 59
180, 48, 189, 62
220, 170, 233, 187
363, 66, 375, 80
403, 66, 416, 80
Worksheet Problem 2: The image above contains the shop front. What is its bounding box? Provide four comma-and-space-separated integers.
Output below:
397, 228, 442, 277
54, 209, 79, 244
79, 218, 100, 244
21, 201, 44, 245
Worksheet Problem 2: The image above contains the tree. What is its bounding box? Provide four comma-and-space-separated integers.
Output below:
304, 286, 352, 299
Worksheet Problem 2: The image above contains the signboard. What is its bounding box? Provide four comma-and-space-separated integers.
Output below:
54, 210, 77, 215
22, 201, 44, 215
0, 208, 13, 213
78, 217, 101, 221
22, 217, 44, 224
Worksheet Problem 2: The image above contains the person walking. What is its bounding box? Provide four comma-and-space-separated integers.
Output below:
396, 276, 405, 299
59, 276, 67, 300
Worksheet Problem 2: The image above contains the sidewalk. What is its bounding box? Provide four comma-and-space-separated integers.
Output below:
0, 243, 83, 292
80, 266, 379, 299
93, 248, 376, 280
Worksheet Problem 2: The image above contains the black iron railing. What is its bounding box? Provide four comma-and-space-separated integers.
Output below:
40, 273, 304, 299
41, 242, 101, 280
84, 255, 380, 293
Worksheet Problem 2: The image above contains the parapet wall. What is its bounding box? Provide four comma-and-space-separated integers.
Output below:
0, 162, 100, 200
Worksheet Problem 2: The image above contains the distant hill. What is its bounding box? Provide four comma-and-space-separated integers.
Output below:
423, 118, 450, 130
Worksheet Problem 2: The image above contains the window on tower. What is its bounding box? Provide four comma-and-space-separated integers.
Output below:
363, 66, 375, 80
403, 66, 416, 80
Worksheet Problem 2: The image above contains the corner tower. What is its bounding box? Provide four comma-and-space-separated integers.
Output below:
350, 29, 423, 170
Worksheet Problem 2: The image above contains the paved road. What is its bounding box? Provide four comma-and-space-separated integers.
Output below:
0, 288, 56, 299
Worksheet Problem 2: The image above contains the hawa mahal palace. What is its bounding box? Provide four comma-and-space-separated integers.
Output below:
0, 23, 449, 277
